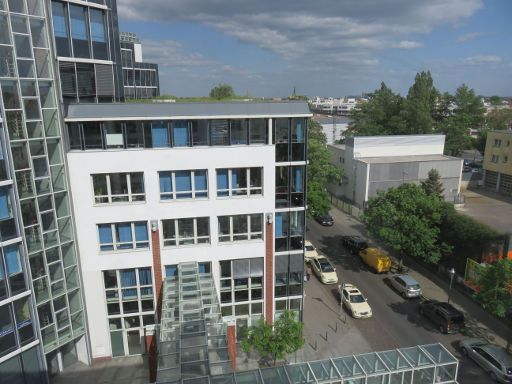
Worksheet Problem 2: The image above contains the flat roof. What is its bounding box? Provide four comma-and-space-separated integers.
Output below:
357, 154, 460, 164
64, 101, 312, 121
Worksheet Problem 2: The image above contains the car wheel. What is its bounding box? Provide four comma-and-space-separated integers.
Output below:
460, 347, 468, 357
489, 372, 498, 382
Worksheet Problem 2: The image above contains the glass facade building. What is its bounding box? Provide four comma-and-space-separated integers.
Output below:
0, 0, 87, 381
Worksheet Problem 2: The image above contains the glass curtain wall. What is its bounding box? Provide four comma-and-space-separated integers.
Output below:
0, 0, 86, 357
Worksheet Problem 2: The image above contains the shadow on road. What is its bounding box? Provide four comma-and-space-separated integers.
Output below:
317, 235, 365, 273
387, 300, 438, 334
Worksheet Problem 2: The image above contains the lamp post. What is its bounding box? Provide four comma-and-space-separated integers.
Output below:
447, 268, 455, 304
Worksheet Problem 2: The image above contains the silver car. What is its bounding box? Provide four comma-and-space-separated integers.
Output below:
389, 274, 422, 298
459, 339, 512, 383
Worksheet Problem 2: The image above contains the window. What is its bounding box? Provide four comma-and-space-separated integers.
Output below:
191, 120, 209, 146
275, 211, 305, 251
230, 120, 248, 145
216, 168, 262, 197
491, 155, 499, 163
150, 121, 169, 148
69, 5, 90, 58
90, 9, 108, 60
92, 173, 145, 204
97, 222, 149, 251
218, 214, 263, 243
494, 139, 502, 147
158, 170, 208, 200
172, 121, 190, 147
161, 217, 210, 246
275, 254, 303, 298
210, 120, 229, 146
503, 156, 508, 163
249, 119, 267, 144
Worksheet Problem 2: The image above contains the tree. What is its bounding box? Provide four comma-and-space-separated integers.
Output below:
489, 96, 503, 106
362, 183, 447, 263
437, 114, 472, 156
307, 120, 343, 216
209, 83, 235, 99
487, 108, 512, 130
347, 82, 407, 136
421, 169, 444, 199
474, 259, 512, 318
241, 310, 304, 366
404, 71, 438, 134
452, 84, 485, 129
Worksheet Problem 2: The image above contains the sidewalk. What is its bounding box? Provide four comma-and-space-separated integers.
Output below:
328, 205, 511, 349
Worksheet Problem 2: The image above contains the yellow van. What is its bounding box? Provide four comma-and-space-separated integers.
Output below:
359, 247, 391, 273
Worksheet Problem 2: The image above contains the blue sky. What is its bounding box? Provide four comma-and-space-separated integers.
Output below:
118, 0, 512, 98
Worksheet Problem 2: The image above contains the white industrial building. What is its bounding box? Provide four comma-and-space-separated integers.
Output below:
328, 135, 463, 208
313, 115, 350, 145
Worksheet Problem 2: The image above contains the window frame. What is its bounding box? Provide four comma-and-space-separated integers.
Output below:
161, 217, 210, 247
97, 222, 149, 252
217, 214, 263, 243
92, 172, 145, 204
158, 169, 208, 201
216, 167, 263, 197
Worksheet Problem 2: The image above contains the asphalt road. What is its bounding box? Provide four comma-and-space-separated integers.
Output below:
306, 212, 493, 384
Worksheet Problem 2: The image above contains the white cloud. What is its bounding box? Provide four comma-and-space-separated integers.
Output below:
140, 40, 213, 67
464, 55, 502, 65
391, 41, 424, 49
457, 32, 483, 42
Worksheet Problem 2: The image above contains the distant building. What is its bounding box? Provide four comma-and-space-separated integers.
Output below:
313, 115, 350, 144
327, 135, 463, 208
120, 32, 160, 99
483, 130, 512, 195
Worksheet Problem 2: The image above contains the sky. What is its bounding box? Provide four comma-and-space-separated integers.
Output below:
117, 0, 512, 98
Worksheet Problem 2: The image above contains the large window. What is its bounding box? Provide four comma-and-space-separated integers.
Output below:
159, 170, 208, 200
0, 187, 17, 242
275, 254, 303, 299
69, 5, 90, 59
275, 211, 304, 252
216, 168, 262, 197
97, 222, 149, 251
161, 217, 210, 246
218, 214, 263, 243
51, 1, 71, 57
219, 258, 264, 319
274, 118, 306, 162
276, 166, 305, 208
89, 9, 108, 60
92, 173, 145, 204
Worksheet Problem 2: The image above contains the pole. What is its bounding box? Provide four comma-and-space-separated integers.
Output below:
447, 269, 455, 304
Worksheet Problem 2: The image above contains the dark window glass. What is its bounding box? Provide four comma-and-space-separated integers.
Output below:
125, 122, 144, 148
52, 1, 71, 56
82, 122, 102, 149
250, 119, 267, 144
275, 167, 289, 208
68, 123, 82, 150
70, 5, 90, 59
90, 9, 108, 60
103, 270, 117, 289
76, 63, 95, 98
230, 120, 248, 145
210, 120, 229, 146
0, 305, 16, 357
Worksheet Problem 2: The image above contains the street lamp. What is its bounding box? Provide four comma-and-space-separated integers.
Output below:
447, 268, 456, 304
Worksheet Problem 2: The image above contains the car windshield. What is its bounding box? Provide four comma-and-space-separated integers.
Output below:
350, 294, 365, 303
409, 284, 420, 290
305, 245, 315, 251
449, 314, 464, 323
319, 260, 334, 272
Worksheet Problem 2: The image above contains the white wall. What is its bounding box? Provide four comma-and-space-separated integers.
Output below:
67, 145, 276, 358
353, 135, 445, 157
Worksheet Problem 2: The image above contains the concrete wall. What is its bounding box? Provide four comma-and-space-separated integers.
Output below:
350, 135, 445, 157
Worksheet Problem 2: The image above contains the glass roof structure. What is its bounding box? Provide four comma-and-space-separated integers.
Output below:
156, 262, 460, 384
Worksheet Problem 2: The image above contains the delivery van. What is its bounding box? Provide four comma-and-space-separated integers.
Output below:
359, 247, 391, 273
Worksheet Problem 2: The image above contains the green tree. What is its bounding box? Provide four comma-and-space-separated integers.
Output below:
437, 115, 472, 156
474, 259, 512, 318
209, 83, 235, 99
347, 82, 407, 136
404, 71, 438, 134
241, 310, 304, 366
362, 183, 447, 263
421, 169, 444, 199
307, 120, 343, 216
489, 96, 503, 106
452, 84, 485, 128
487, 108, 512, 130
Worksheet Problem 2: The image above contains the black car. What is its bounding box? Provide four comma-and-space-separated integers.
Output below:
419, 300, 465, 334
342, 236, 369, 255
315, 214, 334, 226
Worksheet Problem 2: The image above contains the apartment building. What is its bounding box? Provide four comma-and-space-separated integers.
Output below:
120, 31, 160, 99
63, 101, 310, 359
0, 0, 88, 381
483, 130, 512, 195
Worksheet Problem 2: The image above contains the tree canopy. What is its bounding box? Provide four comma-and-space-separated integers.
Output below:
307, 120, 343, 216
362, 183, 448, 263
421, 169, 444, 199
241, 310, 304, 366
209, 83, 235, 99
474, 259, 512, 318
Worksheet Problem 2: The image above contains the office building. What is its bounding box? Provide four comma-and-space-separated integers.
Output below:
49, 0, 124, 104
0, 0, 88, 381
63, 101, 310, 359
483, 130, 512, 195
328, 135, 463, 208
120, 31, 160, 99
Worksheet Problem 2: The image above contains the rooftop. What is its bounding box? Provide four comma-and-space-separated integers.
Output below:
357, 154, 458, 164
65, 101, 312, 121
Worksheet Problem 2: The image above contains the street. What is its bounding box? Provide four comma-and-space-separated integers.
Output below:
303, 208, 494, 383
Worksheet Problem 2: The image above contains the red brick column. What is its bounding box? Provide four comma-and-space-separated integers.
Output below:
227, 324, 237, 371
149, 222, 163, 383
265, 217, 274, 324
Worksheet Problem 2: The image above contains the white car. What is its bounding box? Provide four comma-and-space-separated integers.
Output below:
304, 240, 319, 262
339, 284, 372, 318
310, 256, 338, 284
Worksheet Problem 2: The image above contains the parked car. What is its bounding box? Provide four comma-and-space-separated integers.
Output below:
359, 247, 391, 273
388, 274, 422, 298
304, 240, 319, 262
339, 283, 372, 318
310, 256, 338, 284
315, 214, 334, 226
419, 300, 465, 334
341, 235, 368, 255
459, 339, 512, 383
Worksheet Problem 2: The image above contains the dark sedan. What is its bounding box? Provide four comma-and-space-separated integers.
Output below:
315, 214, 334, 226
